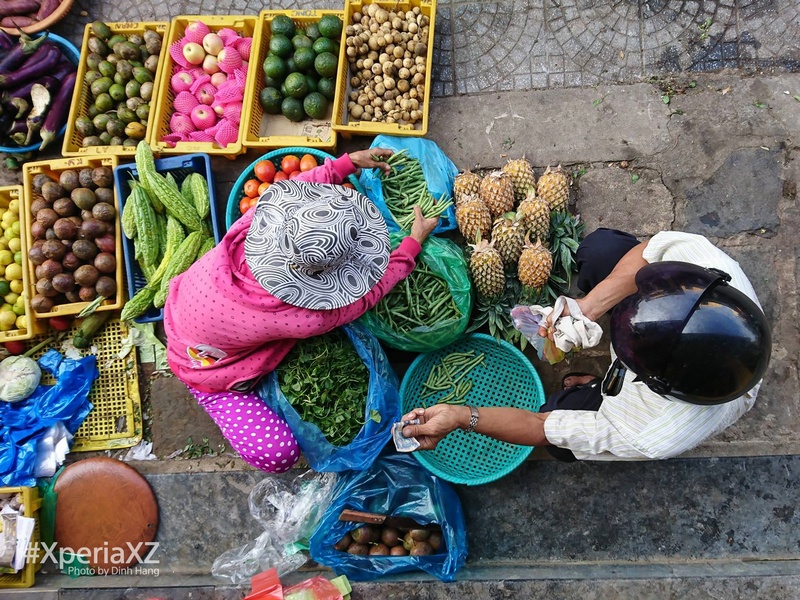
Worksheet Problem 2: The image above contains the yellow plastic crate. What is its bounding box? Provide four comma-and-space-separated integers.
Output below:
150, 15, 259, 157
332, 0, 435, 137
0, 486, 42, 589
27, 318, 142, 452
22, 156, 124, 319
241, 10, 342, 151
62, 21, 170, 157
0, 187, 43, 343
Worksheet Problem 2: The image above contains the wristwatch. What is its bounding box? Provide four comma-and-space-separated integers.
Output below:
464, 405, 479, 433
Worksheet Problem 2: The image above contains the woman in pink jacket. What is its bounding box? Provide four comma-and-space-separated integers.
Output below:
163, 149, 438, 473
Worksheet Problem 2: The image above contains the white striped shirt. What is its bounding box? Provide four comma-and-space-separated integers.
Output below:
544, 232, 762, 460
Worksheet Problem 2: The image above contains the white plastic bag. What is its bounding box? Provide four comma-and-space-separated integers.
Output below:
211, 471, 337, 584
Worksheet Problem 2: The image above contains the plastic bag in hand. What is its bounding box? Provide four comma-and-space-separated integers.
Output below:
309, 453, 467, 582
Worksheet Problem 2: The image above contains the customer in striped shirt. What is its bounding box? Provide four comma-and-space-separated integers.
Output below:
401, 229, 772, 461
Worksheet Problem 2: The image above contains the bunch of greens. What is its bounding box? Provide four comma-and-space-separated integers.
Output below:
277, 331, 372, 446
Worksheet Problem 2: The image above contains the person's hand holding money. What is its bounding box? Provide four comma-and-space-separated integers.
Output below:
401, 405, 468, 450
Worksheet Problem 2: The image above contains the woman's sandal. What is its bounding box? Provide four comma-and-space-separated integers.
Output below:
561, 372, 602, 390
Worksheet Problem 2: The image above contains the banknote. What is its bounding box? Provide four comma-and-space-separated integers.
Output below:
392, 419, 421, 453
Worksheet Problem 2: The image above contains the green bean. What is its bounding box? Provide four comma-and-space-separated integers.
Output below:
378, 152, 453, 229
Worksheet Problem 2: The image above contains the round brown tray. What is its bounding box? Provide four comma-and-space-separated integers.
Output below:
0, 0, 75, 35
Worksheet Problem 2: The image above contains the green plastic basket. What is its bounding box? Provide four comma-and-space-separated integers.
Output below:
225, 146, 366, 230
399, 333, 546, 486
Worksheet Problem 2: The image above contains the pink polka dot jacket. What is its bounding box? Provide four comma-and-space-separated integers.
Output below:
163, 154, 421, 393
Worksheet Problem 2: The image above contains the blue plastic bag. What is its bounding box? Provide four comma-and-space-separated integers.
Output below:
0, 350, 98, 487
257, 323, 401, 473
309, 453, 468, 582
359, 135, 458, 234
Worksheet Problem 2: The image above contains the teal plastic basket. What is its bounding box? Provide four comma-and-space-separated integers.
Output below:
225, 147, 367, 230
400, 333, 546, 486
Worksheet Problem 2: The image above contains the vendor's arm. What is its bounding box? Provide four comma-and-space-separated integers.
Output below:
401, 404, 550, 450
295, 148, 393, 185
539, 240, 649, 338
334, 206, 439, 325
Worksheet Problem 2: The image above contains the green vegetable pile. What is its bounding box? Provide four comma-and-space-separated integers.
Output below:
420, 350, 486, 406
278, 331, 372, 446
370, 261, 460, 332
378, 150, 453, 230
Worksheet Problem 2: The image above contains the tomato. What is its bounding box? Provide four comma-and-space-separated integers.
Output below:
342, 182, 355, 189
248, 197, 259, 210
4, 341, 25, 355
299, 154, 318, 172
280, 154, 301, 174
273, 171, 289, 182
258, 181, 271, 194
239, 197, 251, 214
49, 316, 72, 331
243, 178, 261, 198
254, 160, 277, 183
289, 170, 303, 180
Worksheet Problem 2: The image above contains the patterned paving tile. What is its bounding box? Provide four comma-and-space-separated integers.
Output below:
738, 0, 800, 71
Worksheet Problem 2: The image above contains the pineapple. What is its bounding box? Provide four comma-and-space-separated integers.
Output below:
502, 158, 536, 204
518, 234, 552, 289
537, 165, 570, 213
479, 171, 515, 219
491, 212, 525, 266
454, 170, 482, 203
469, 239, 505, 299
517, 189, 550, 243
455, 194, 492, 243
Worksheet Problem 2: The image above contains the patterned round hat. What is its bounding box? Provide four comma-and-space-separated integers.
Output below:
245, 180, 390, 310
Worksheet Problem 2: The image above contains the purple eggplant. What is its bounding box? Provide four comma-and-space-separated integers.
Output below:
25, 82, 50, 144
0, 33, 49, 74
0, 45, 61, 89
52, 61, 76, 82
6, 118, 26, 136
39, 70, 74, 149
0, 31, 14, 51
2, 75, 58, 102
7, 96, 27, 118
0, 0, 40, 16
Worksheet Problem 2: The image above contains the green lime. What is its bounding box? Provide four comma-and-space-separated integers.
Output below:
259, 87, 284, 114
269, 34, 294, 59
270, 15, 296, 38
312, 36, 337, 56
305, 23, 321, 40
281, 96, 304, 122
317, 77, 336, 101
94, 92, 113, 112
293, 47, 316, 72
286, 56, 297, 72
0, 281, 9, 296
305, 73, 319, 93
263, 54, 287, 80
109, 83, 126, 102
303, 92, 329, 120
280, 80, 289, 98
284, 72, 309, 99
314, 52, 338, 78
264, 74, 283, 88
292, 34, 313, 50
318, 14, 343, 39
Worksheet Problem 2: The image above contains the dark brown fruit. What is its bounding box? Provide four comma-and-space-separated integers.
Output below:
346, 543, 370, 555
52, 273, 76, 293
389, 545, 409, 556
333, 533, 352, 552
62, 252, 82, 271
79, 286, 97, 302
369, 543, 390, 556
95, 276, 116, 298
91, 167, 113, 188
59, 170, 80, 192
74, 265, 100, 287
42, 239, 66, 261
78, 168, 96, 189
71, 188, 97, 211
350, 526, 379, 545
28, 246, 46, 266
41, 182, 65, 202
45, 228, 58, 240
40, 259, 63, 279
72, 240, 99, 261
36, 278, 59, 297
95, 187, 114, 204
79, 219, 107, 239
380, 527, 401, 547
409, 541, 433, 556
94, 253, 116, 274
427, 531, 443, 552
65, 289, 82, 303
53, 218, 78, 240
53, 198, 78, 217
36, 208, 59, 229
30, 295, 55, 312
32, 174, 54, 194
92, 202, 116, 222
94, 234, 115, 254
409, 529, 430, 542
30, 198, 49, 215
30, 221, 47, 240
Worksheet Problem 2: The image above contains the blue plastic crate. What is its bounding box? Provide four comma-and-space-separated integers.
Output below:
113, 153, 221, 323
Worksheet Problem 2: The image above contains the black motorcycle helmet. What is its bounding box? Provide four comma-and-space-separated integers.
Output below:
609, 261, 771, 405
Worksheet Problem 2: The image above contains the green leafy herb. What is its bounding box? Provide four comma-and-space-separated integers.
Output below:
277, 331, 371, 446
